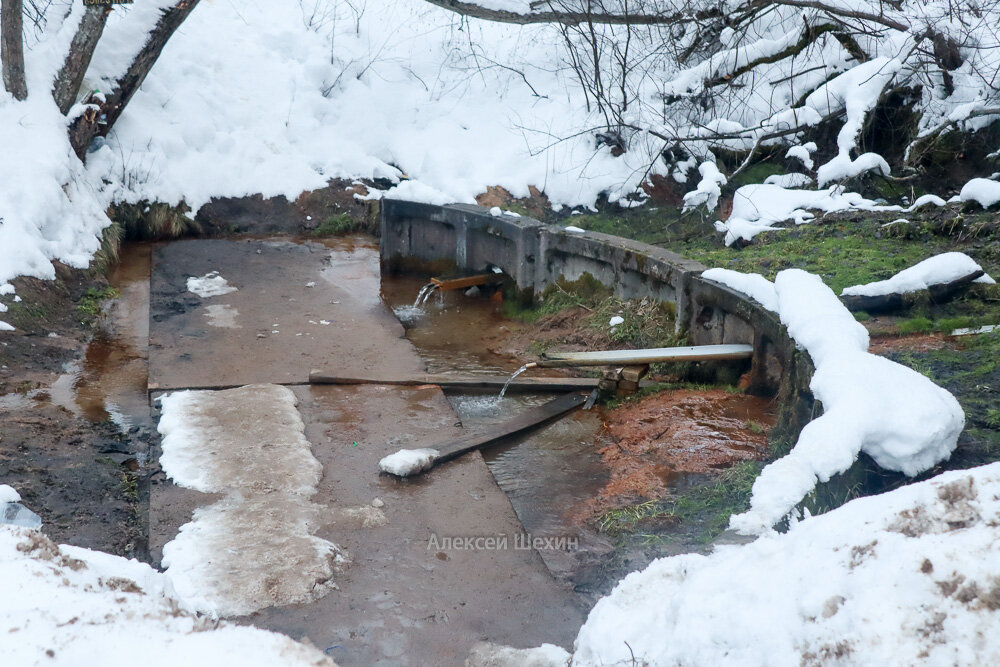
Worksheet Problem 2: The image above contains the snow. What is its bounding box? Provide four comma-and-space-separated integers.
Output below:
682, 161, 727, 211
186, 272, 237, 298
0, 485, 19, 504
763, 172, 812, 188
960, 178, 1000, 208
701, 268, 778, 312
0, 525, 333, 667
708, 269, 963, 533
157, 384, 345, 616
785, 142, 816, 170
468, 642, 571, 666
608, 316, 624, 327
842, 252, 996, 298
564, 226, 586, 233
379, 448, 440, 477
715, 184, 876, 245
571, 463, 1000, 666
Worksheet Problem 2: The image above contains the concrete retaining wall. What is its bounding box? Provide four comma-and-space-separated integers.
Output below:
381, 199, 814, 431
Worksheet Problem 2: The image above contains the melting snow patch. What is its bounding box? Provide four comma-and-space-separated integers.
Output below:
186, 271, 237, 298
564, 226, 586, 233
715, 184, 876, 245
570, 463, 1000, 666
608, 316, 624, 327
705, 268, 963, 534
842, 252, 995, 297
960, 178, 1000, 208
157, 384, 345, 616
379, 448, 440, 477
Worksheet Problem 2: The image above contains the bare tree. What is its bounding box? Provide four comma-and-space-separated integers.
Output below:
1, 0, 27, 100
52, 3, 110, 114
1, 0, 201, 159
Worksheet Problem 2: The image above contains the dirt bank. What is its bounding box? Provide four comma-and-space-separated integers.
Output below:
0, 263, 147, 558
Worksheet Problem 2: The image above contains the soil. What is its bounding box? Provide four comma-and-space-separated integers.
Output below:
0, 264, 147, 558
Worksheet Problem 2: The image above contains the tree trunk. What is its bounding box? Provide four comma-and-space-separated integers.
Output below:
69, 0, 200, 159
1, 0, 27, 100
53, 4, 111, 114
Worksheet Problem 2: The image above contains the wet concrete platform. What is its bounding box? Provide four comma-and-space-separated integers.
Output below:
148, 237, 584, 664
149, 237, 423, 389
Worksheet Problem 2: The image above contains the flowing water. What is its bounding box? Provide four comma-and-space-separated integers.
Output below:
498, 363, 535, 399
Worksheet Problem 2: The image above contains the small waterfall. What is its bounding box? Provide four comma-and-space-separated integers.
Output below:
413, 283, 436, 307
498, 362, 537, 399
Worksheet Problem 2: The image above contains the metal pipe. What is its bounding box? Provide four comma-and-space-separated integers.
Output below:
537, 344, 753, 368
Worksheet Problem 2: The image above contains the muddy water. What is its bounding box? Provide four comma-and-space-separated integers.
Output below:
5, 244, 153, 432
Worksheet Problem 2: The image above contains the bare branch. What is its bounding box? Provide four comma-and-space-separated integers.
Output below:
420, 0, 718, 25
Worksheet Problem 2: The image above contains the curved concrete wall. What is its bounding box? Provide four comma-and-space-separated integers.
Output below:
381, 200, 814, 432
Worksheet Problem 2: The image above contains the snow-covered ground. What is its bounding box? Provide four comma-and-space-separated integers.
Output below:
0, 524, 333, 666
569, 462, 1000, 666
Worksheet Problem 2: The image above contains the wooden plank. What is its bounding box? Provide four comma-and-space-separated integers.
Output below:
308, 370, 600, 392
433, 391, 592, 463
430, 273, 505, 291
539, 344, 753, 367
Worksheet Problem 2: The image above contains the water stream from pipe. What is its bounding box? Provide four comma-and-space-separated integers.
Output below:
498, 362, 536, 399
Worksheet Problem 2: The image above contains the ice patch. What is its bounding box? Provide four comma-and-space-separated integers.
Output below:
186, 272, 237, 298
379, 448, 440, 477
203, 304, 241, 329
157, 384, 345, 616
842, 252, 995, 297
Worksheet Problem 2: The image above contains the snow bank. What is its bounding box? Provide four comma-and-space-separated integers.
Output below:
0, 525, 333, 666
572, 463, 1000, 666
157, 385, 345, 616
715, 184, 876, 245
704, 268, 963, 533
379, 448, 440, 477
86, 0, 662, 213
842, 252, 995, 297
186, 272, 238, 298
960, 178, 1000, 208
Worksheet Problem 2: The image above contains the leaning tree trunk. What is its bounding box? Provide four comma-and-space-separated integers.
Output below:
53, 3, 112, 114
69, 0, 201, 159
1, 0, 27, 100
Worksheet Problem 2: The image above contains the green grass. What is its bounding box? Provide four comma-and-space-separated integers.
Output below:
890, 330, 1000, 468
313, 213, 359, 236
77, 286, 120, 322
596, 460, 763, 546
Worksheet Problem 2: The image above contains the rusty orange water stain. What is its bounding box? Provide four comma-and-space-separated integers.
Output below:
572, 389, 777, 522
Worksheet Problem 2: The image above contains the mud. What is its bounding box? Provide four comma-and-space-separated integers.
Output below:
0, 248, 152, 557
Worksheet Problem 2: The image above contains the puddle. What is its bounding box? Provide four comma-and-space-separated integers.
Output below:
18, 243, 155, 432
